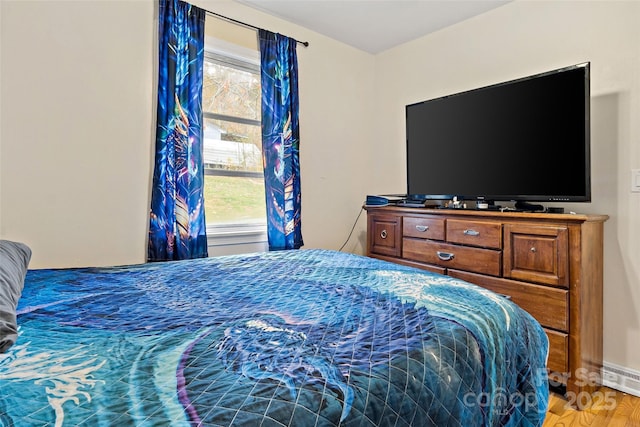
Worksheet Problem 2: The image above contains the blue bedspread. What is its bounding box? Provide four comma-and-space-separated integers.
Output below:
0, 249, 548, 426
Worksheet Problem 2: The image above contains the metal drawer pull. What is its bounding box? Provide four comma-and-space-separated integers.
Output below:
437, 251, 455, 261
463, 229, 480, 236
415, 225, 429, 232
380, 229, 388, 239
530, 247, 536, 252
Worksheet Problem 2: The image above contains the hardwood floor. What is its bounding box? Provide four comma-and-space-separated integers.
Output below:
544, 387, 640, 426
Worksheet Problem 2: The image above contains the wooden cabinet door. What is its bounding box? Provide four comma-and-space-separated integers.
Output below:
367, 213, 402, 257
503, 224, 569, 287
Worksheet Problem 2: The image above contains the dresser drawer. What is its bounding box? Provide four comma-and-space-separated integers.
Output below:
403, 216, 445, 240
403, 238, 501, 276
367, 214, 402, 257
546, 329, 569, 374
504, 224, 569, 287
386, 256, 447, 275
446, 219, 502, 249
449, 270, 569, 331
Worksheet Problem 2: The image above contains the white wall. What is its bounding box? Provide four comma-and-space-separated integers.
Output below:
0, 0, 375, 267
372, 0, 640, 374
1, 0, 156, 268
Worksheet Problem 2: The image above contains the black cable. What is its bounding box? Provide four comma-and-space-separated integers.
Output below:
339, 207, 364, 252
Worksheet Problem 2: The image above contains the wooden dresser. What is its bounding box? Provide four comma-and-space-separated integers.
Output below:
365, 205, 608, 396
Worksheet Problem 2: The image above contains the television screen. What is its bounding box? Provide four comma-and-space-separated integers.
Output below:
406, 62, 590, 205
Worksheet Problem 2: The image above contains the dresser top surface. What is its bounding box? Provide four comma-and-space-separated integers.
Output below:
364, 205, 609, 223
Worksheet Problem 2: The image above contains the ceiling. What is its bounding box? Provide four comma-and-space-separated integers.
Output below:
238, 0, 511, 54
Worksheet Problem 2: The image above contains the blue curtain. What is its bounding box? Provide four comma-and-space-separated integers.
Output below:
259, 30, 303, 251
148, 0, 208, 261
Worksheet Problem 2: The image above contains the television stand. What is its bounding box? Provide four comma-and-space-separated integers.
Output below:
514, 201, 545, 212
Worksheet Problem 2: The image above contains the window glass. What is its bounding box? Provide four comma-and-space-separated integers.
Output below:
202, 51, 266, 227
203, 59, 260, 121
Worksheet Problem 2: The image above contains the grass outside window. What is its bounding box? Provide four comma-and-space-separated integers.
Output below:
204, 175, 266, 225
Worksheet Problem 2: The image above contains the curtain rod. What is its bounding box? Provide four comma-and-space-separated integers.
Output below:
204, 9, 309, 47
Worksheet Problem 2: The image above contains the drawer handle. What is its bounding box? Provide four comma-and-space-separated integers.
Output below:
415, 225, 429, 232
463, 229, 480, 236
380, 229, 388, 239
437, 251, 455, 261
530, 247, 536, 253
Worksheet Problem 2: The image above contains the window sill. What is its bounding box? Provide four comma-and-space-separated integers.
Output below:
206, 223, 267, 247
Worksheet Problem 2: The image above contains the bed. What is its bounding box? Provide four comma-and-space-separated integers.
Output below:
1, 245, 549, 426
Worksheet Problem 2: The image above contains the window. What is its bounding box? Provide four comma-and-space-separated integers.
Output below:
202, 43, 267, 241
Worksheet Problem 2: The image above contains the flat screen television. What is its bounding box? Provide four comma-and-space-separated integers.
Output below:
405, 62, 590, 209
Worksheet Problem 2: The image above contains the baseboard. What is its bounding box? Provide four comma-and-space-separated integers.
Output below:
602, 362, 640, 397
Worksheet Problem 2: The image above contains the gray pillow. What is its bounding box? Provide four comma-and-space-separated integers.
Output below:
0, 240, 32, 353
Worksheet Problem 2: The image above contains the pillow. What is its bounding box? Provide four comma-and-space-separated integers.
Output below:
0, 240, 32, 353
